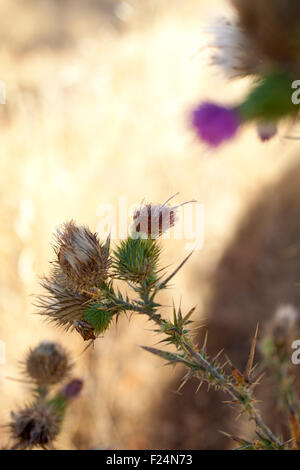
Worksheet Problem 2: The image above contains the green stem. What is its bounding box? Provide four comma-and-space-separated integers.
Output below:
137, 288, 282, 448
181, 340, 281, 447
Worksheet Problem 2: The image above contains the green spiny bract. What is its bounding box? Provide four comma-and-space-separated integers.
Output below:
84, 303, 114, 335
154, 305, 195, 349
112, 237, 161, 285
79, 281, 127, 336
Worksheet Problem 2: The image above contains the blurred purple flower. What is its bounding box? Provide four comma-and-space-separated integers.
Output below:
61, 379, 83, 399
192, 102, 240, 147
257, 121, 278, 142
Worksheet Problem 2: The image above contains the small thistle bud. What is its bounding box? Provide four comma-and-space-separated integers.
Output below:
47, 379, 83, 419
113, 237, 161, 284
10, 402, 60, 449
60, 379, 83, 399
25, 341, 71, 386
55, 221, 111, 293
257, 121, 278, 142
191, 102, 240, 147
130, 195, 195, 239
84, 304, 115, 335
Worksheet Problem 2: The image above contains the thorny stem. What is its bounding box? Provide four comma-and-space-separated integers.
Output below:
133, 286, 283, 449
114, 290, 165, 327
264, 346, 300, 421
181, 341, 281, 447
93, 246, 285, 448
275, 363, 299, 416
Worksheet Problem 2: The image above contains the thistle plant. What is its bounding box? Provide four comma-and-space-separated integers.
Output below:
35, 196, 300, 450
191, 0, 300, 147
261, 305, 300, 449
7, 341, 83, 449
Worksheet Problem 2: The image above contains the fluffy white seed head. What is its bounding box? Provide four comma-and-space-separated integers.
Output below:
207, 16, 261, 79
274, 304, 298, 328
271, 304, 299, 347
130, 194, 195, 239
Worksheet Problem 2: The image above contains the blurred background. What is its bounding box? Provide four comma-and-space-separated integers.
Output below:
0, 0, 300, 449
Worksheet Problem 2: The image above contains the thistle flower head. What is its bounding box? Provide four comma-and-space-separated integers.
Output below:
10, 402, 60, 449
25, 341, 72, 386
192, 102, 240, 147
271, 304, 299, 348
37, 221, 114, 337
55, 221, 111, 293
208, 16, 262, 79
130, 194, 195, 239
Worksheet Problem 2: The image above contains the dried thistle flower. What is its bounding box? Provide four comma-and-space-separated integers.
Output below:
25, 341, 71, 386
261, 304, 299, 362
55, 221, 111, 293
271, 304, 299, 349
37, 221, 115, 338
10, 402, 60, 449
37, 270, 91, 331
130, 194, 195, 239
208, 16, 262, 79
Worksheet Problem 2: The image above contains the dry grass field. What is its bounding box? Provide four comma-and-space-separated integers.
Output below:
0, 0, 300, 449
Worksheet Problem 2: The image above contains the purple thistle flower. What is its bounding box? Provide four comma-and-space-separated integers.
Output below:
192, 102, 240, 147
